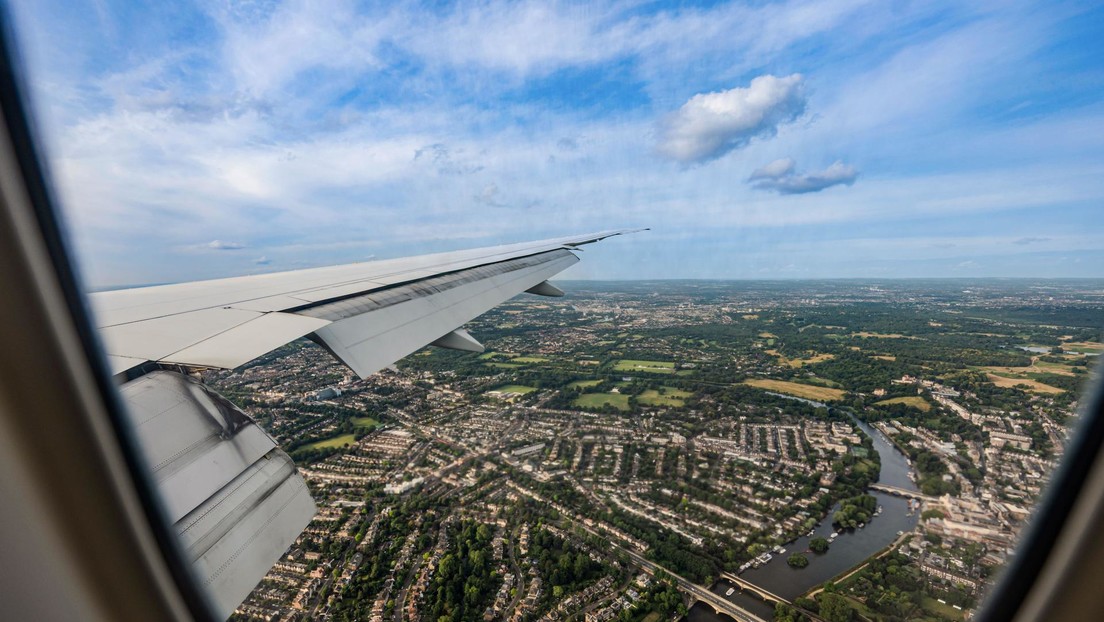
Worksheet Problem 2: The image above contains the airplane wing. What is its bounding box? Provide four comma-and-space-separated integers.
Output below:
93, 229, 641, 618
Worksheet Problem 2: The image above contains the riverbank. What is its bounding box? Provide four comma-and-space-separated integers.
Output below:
685, 404, 921, 622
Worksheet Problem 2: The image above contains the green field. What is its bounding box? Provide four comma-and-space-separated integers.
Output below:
638, 388, 692, 407
510, 356, 549, 363
922, 595, 966, 620
567, 379, 603, 389
573, 393, 630, 411
491, 384, 538, 395
875, 396, 932, 412
351, 416, 379, 428
305, 433, 357, 450
613, 359, 675, 374
485, 362, 523, 369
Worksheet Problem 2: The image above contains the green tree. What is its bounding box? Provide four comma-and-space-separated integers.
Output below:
787, 553, 809, 568
810, 537, 830, 554
818, 593, 853, 622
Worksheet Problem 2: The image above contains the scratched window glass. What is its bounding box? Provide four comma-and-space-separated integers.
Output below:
8, 2, 1103, 621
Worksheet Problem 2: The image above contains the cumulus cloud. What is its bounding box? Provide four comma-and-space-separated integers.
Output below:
657, 74, 806, 164
748, 157, 796, 181
748, 159, 859, 194
203, 240, 246, 250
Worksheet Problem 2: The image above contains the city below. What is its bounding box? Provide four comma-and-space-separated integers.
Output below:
220, 279, 1101, 622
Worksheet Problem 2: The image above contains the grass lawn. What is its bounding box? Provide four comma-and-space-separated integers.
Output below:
851, 332, 920, 339
922, 595, 966, 620
351, 416, 378, 428
305, 433, 357, 450
478, 351, 506, 359
743, 378, 846, 401
804, 376, 844, 388
986, 373, 1065, 394
875, 396, 932, 412
1032, 359, 1079, 375
784, 352, 835, 367
1063, 341, 1104, 353
573, 393, 630, 411
567, 379, 603, 389
510, 356, 549, 363
485, 362, 523, 369
638, 388, 692, 407
613, 359, 675, 374
491, 384, 538, 395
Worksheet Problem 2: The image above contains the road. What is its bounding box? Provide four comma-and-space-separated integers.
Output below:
552, 513, 768, 622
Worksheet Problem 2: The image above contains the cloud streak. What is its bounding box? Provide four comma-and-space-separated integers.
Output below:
203, 240, 246, 250
657, 74, 806, 164
748, 159, 859, 194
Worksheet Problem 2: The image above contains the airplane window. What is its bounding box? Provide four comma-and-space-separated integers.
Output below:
5, 2, 1102, 622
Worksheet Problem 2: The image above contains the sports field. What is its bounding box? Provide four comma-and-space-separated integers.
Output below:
638, 388, 692, 407
491, 385, 537, 395
305, 433, 357, 450
874, 396, 931, 412
573, 393, 630, 410
613, 359, 675, 374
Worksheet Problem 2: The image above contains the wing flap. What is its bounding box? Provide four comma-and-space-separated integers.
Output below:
307, 250, 578, 377
120, 371, 315, 620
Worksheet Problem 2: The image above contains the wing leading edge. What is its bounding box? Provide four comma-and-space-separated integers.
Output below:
99, 229, 642, 619
93, 229, 642, 377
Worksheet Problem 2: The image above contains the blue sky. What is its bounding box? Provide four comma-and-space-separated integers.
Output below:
9, 0, 1104, 286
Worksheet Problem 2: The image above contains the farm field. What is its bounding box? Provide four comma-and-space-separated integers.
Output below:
573, 393, 630, 411
613, 359, 675, 374
875, 396, 932, 412
743, 378, 846, 401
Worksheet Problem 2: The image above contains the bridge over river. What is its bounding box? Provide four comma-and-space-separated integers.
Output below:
869, 483, 941, 504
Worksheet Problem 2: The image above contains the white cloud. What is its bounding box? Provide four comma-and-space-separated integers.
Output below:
657, 75, 806, 164
749, 159, 858, 194
748, 158, 797, 181
203, 240, 246, 250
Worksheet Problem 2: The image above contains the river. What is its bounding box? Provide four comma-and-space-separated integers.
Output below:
686, 403, 920, 621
